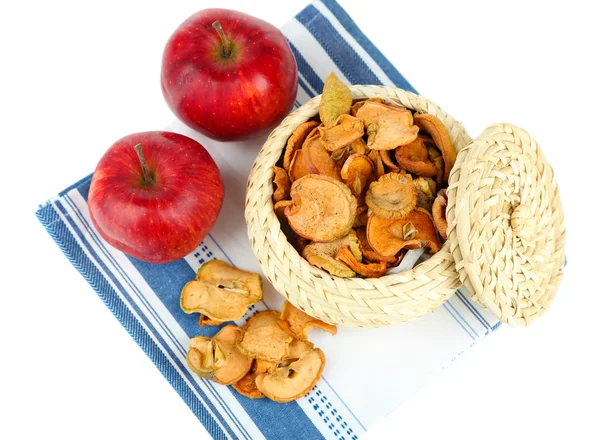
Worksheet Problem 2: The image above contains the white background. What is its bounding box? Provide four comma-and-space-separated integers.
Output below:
1, 0, 598, 439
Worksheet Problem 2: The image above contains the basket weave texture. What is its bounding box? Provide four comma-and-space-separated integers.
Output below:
446, 123, 565, 326
245, 85, 471, 327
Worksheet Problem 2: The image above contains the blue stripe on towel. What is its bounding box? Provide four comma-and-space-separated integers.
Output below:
288, 41, 324, 94
35, 203, 230, 440
320, 0, 416, 92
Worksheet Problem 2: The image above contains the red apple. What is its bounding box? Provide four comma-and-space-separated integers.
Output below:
88, 131, 224, 263
161, 8, 298, 141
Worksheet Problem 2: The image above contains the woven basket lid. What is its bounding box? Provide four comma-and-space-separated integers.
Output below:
446, 123, 565, 327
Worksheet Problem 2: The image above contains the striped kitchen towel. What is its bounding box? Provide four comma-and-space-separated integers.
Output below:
36, 1, 501, 439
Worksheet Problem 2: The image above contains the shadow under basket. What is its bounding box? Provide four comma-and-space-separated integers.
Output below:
245, 85, 565, 328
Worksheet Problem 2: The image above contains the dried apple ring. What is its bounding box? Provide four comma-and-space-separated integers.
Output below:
365, 173, 417, 220
288, 150, 309, 182
272, 166, 291, 203
356, 101, 419, 150
336, 246, 387, 278
432, 189, 448, 240
319, 72, 353, 127
303, 129, 341, 180
367, 208, 441, 256
394, 137, 437, 177
180, 260, 263, 321
237, 311, 294, 363
255, 348, 326, 403
283, 120, 320, 171
413, 113, 456, 182
319, 114, 364, 151
285, 174, 357, 242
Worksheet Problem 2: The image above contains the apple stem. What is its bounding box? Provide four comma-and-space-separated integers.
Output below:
133, 143, 154, 186
212, 20, 231, 57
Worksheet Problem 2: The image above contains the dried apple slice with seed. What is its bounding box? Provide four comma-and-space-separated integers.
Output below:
356, 101, 419, 150
318, 114, 364, 152
255, 348, 326, 403
180, 260, 263, 321
278, 301, 337, 340
285, 175, 356, 242
367, 208, 441, 256
237, 311, 294, 363
365, 173, 417, 220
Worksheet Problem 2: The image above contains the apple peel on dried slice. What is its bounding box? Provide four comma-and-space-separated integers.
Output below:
319, 72, 353, 127
272, 166, 291, 203
336, 246, 387, 278
187, 325, 253, 385
278, 301, 337, 340
285, 175, 357, 242
367, 208, 441, 257
356, 101, 419, 150
180, 260, 263, 321
432, 189, 448, 240
365, 173, 417, 220
237, 311, 294, 363
394, 137, 437, 177
232, 359, 275, 399
413, 113, 456, 182
318, 114, 365, 152
255, 348, 326, 403
283, 120, 320, 171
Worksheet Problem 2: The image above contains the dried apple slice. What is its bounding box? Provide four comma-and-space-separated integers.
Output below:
432, 189, 448, 240
285, 175, 357, 242
303, 129, 342, 180
274, 200, 294, 219
353, 205, 369, 227
255, 348, 326, 403
232, 359, 275, 399
367, 208, 441, 256
187, 325, 252, 385
272, 166, 291, 203
351, 97, 385, 116
237, 311, 294, 363
283, 120, 320, 171
365, 173, 417, 220
356, 101, 419, 150
413, 113, 456, 182
427, 145, 445, 187
394, 137, 437, 177
289, 150, 309, 182
319, 72, 353, 127
336, 246, 387, 278
341, 154, 375, 204
413, 176, 436, 211
354, 227, 398, 264
180, 260, 263, 321
286, 338, 315, 359
278, 301, 337, 340
318, 114, 364, 151
302, 235, 356, 278
367, 149, 386, 179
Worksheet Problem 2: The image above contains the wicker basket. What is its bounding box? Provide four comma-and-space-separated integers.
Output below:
245, 85, 471, 327
245, 85, 565, 328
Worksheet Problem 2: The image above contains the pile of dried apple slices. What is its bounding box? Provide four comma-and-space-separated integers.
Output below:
181, 260, 336, 402
272, 73, 455, 278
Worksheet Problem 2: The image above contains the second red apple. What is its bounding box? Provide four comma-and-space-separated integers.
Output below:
161, 8, 298, 142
